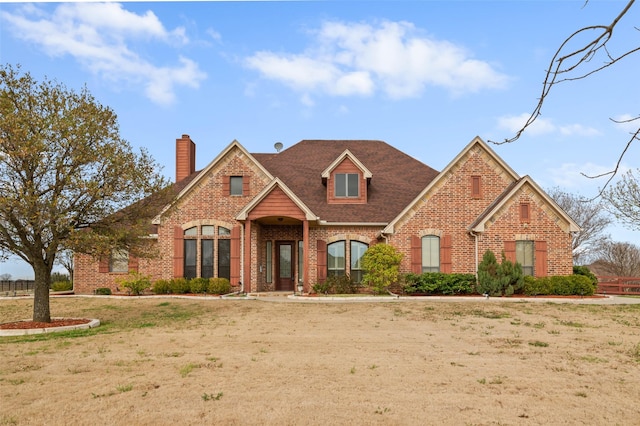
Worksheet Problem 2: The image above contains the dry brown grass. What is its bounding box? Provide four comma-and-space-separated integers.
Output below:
1, 297, 640, 425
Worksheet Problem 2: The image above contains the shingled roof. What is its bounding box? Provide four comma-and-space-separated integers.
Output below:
252, 140, 439, 223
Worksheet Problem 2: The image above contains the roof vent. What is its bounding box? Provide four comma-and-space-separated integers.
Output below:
274, 142, 283, 153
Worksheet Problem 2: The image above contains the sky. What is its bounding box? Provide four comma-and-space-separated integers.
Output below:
1, 0, 639, 279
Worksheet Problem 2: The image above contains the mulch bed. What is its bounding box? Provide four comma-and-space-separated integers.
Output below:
0, 318, 91, 330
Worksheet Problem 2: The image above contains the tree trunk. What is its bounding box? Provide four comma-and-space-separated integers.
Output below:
32, 260, 52, 323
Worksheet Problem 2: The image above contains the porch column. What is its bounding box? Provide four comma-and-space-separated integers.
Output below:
303, 219, 309, 292
244, 220, 252, 293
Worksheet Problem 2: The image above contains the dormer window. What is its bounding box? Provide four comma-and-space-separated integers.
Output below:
335, 173, 359, 197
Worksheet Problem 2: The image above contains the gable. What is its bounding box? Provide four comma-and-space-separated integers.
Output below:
248, 186, 306, 221
153, 140, 273, 224
470, 177, 580, 234
384, 136, 519, 234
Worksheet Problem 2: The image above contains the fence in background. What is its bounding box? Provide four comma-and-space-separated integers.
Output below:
0, 280, 35, 294
597, 276, 640, 295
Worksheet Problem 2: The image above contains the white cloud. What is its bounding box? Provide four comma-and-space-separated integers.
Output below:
546, 162, 627, 189
497, 113, 600, 137
1, 3, 205, 105
245, 19, 509, 102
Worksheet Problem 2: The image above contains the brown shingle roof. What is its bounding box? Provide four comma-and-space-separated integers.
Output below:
252, 140, 439, 223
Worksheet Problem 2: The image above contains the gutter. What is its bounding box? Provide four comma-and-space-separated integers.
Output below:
469, 230, 479, 282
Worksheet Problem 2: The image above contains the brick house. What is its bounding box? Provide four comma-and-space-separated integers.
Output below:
73, 135, 579, 294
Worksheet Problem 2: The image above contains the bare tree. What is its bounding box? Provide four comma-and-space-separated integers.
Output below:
592, 241, 640, 277
547, 187, 611, 264
493, 0, 639, 189
0, 273, 11, 281
55, 249, 74, 284
602, 169, 640, 230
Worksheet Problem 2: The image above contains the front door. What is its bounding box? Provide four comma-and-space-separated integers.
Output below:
276, 241, 294, 291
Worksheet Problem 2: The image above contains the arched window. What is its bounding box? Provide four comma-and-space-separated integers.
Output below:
327, 241, 346, 277
218, 227, 231, 280
421, 235, 440, 273
350, 241, 368, 283
184, 227, 197, 279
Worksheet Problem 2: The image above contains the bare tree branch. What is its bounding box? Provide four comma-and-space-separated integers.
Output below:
490, 0, 638, 191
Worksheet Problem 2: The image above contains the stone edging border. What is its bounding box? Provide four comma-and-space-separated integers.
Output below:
0, 318, 100, 337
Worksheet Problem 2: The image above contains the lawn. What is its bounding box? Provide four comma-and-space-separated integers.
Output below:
1, 297, 640, 425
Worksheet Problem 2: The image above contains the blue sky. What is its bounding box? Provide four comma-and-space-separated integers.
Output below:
1, 1, 638, 279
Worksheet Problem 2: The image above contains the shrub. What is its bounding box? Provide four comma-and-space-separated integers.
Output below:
573, 265, 598, 289
51, 281, 73, 291
403, 273, 475, 295
208, 278, 231, 295
190, 277, 209, 294
523, 275, 594, 296
311, 275, 360, 294
477, 250, 524, 296
152, 279, 171, 295
95, 287, 112, 295
477, 250, 502, 296
169, 278, 191, 294
312, 281, 332, 294
361, 244, 404, 294
118, 272, 151, 295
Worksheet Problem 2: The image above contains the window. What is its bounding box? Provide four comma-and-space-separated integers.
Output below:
201, 239, 214, 278
219, 226, 231, 236
109, 249, 129, 273
230, 176, 243, 196
265, 241, 272, 283
471, 176, 481, 198
327, 241, 346, 277
520, 203, 530, 222
350, 241, 368, 283
335, 173, 359, 197
516, 240, 534, 276
421, 235, 440, 273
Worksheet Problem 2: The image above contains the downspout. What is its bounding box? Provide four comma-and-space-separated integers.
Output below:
240, 222, 245, 294
469, 230, 479, 282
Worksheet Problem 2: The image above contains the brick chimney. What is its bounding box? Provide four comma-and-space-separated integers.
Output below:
175, 134, 196, 182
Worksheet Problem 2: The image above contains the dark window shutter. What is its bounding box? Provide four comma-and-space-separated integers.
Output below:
173, 226, 184, 278
231, 225, 241, 286
411, 235, 421, 274
242, 176, 250, 196
99, 258, 109, 273
504, 241, 516, 263
440, 234, 452, 273
317, 240, 327, 282
222, 176, 230, 195
535, 241, 548, 277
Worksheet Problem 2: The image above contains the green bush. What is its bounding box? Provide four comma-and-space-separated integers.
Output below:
152, 279, 171, 294
573, 265, 598, 289
523, 275, 594, 296
51, 281, 73, 291
311, 275, 360, 294
95, 287, 112, 295
208, 277, 231, 295
118, 271, 151, 295
361, 244, 404, 294
189, 277, 209, 294
403, 273, 476, 295
477, 250, 524, 296
312, 280, 332, 294
169, 278, 191, 294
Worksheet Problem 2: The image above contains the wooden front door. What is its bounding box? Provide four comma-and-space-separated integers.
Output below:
276, 241, 294, 291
